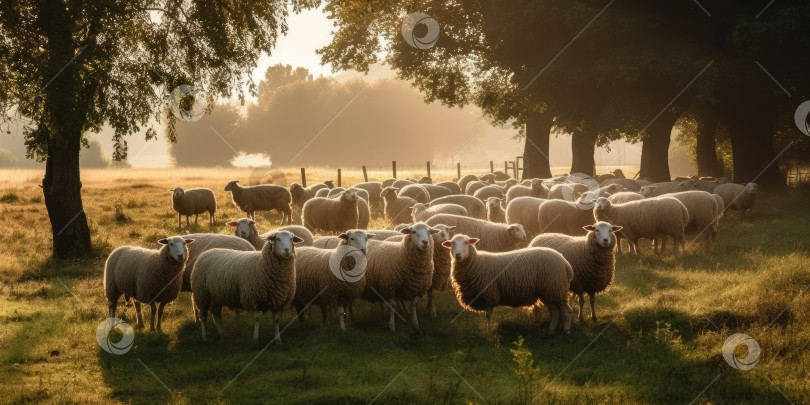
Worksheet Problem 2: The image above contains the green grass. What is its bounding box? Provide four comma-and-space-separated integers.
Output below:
1, 169, 809, 404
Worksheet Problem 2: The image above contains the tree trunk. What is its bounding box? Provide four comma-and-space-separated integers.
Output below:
43, 142, 92, 258
570, 127, 596, 176
725, 111, 785, 186
639, 111, 679, 182
695, 108, 723, 178
521, 111, 553, 179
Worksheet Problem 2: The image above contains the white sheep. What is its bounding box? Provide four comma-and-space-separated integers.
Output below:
486, 197, 506, 223
593, 196, 689, 255
607, 191, 643, 204
425, 214, 527, 252
224, 180, 292, 224
547, 183, 589, 200
505, 179, 548, 203
435, 181, 462, 194
444, 234, 573, 333
350, 182, 384, 211
313, 229, 402, 249
412, 203, 468, 222
170, 187, 216, 228
179, 233, 255, 292
537, 196, 597, 237
104, 236, 195, 332
191, 230, 304, 344
289, 183, 328, 211
430, 195, 487, 220
639, 180, 696, 197
473, 185, 505, 202
660, 190, 720, 249
302, 189, 360, 233
381, 186, 418, 225
465, 180, 490, 196
600, 178, 642, 192
714, 182, 758, 217
398, 184, 431, 203
529, 222, 621, 322
227, 218, 314, 249
505, 196, 545, 236
457, 174, 480, 193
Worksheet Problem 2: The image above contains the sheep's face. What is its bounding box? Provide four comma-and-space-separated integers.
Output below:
595, 197, 610, 210
224, 180, 238, 192
171, 187, 185, 199
380, 187, 398, 199
339, 230, 373, 255
158, 236, 194, 263
583, 222, 623, 248
430, 224, 454, 244
266, 231, 304, 259
401, 223, 440, 251
639, 186, 655, 198
486, 198, 501, 210
342, 189, 358, 202
745, 183, 759, 194
506, 224, 527, 242
442, 234, 478, 261
232, 219, 255, 239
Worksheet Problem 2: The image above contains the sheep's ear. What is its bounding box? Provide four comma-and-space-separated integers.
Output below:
366, 233, 376, 239
441, 240, 453, 248
226, 221, 238, 228
611, 226, 623, 232
248, 219, 256, 225
468, 238, 479, 245
399, 227, 413, 235
264, 232, 277, 241
583, 225, 596, 231
184, 239, 195, 244
292, 236, 304, 244
447, 226, 456, 233
338, 233, 349, 240
428, 228, 441, 235
157, 239, 169, 245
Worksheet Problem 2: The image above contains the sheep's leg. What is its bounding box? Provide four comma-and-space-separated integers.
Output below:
156, 302, 167, 333
149, 303, 158, 331
589, 294, 597, 322
410, 298, 419, 329
388, 298, 397, 331
577, 293, 585, 322
337, 304, 346, 331
108, 296, 119, 319
427, 288, 437, 318
560, 303, 572, 334
134, 302, 144, 328
485, 307, 493, 332
199, 310, 208, 341
177, 213, 181, 229
185, 216, 190, 226
273, 311, 282, 344
547, 304, 559, 335
212, 305, 225, 342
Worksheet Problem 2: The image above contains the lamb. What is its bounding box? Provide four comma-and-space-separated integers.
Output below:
465, 180, 489, 196
639, 180, 696, 197
289, 182, 328, 211
398, 184, 431, 203
381, 187, 418, 225
547, 183, 589, 200
473, 185, 505, 202
537, 196, 597, 237
227, 218, 314, 249
505, 196, 545, 236
600, 178, 642, 192
412, 203, 468, 222
529, 222, 621, 322
714, 182, 758, 217
104, 236, 195, 332
293, 230, 375, 330
457, 174, 480, 193
192, 231, 303, 344
593, 196, 689, 255
302, 189, 360, 233
435, 181, 462, 194
425, 214, 527, 252
224, 180, 292, 224
170, 187, 216, 228
505, 179, 549, 203
179, 233, 255, 292
430, 195, 487, 220
361, 223, 440, 330
662, 190, 720, 249
607, 191, 643, 204
444, 234, 573, 333
420, 184, 455, 200
350, 182, 384, 211
486, 197, 506, 223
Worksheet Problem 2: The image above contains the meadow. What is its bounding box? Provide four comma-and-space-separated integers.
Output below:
1, 167, 809, 404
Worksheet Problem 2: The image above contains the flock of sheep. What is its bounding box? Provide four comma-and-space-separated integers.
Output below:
103, 169, 759, 344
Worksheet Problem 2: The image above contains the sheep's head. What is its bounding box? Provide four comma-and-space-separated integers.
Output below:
158, 236, 194, 263
745, 183, 759, 194
506, 224, 527, 242
400, 222, 440, 251
289, 183, 303, 193
324, 180, 334, 189
583, 221, 623, 248
338, 230, 374, 255
430, 224, 455, 244
442, 234, 478, 262
613, 169, 624, 177
227, 218, 256, 239
639, 186, 656, 198
595, 197, 610, 211
486, 197, 504, 211
341, 189, 359, 203
224, 180, 239, 192
264, 230, 304, 259
418, 176, 432, 184
170, 187, 185, 199
380, 187, 399, 199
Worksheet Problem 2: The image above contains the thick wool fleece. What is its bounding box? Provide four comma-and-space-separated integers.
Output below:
398, 184, 431, 204
362, 237, 434, 303
506, 197, 545, 236
594, 197, 688, 249
412, 203, 468, 222
383, 190, 418, 225
529, 231, 615, 298
425, 214, 526, 252
180, 233, 254, 291
172, 188, 216, 218
302, 193, 359, 233
227, 182, 292, 221
430, 195, 487, 220
289, 183, 327, 209
537, 199, 595, 236
105, 244, 187, 305
293, 244, 366, 314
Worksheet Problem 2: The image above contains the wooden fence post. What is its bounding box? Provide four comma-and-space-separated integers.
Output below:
362, 166, 368, 182
426, 161, 431, 179
457, 162, 461, 180
300, 168, 307, 187
490, 160, 494, 173
392, 161, 397, 179
337, 168, 342, 187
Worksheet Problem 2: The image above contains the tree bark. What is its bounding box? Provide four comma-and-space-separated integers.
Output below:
639, 110, 680, 182
570, 127, 596, 176
695, 108, 723, 178
521, 111, 553, 179
724, 110, 785, 186
43, 142, 92, 258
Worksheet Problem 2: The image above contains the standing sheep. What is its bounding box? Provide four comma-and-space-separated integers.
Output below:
593, 197, 688, 255
227, 218, 314, 249
170, 187, 216, 228
607, 191, 643, 204
465, 181, 490, 196
435, 181, 462, 194
289, 183, 328, 211
420, 184, 455, 200
537, 197, 597, 236
444, 234, 573, 333
381, 187, 418, 225
412, 203, 468, 222
505, 179, 549, 203
661, 190, 720, 249
104, 236, 195, 332
529, 222, 621, 322
398, 184, 431, 203
224, 180, 292, 224
430, 195, 487, 220
473, 185, 505, 202
179, 233, 255, 292
302, 189, 360, 233
505, 197, 545, 236
457, 174, 480, 193
548, 183, 589, 200
191, 231, 304, 344
714, 182, 758, 217
350, 182, 384, 211
425, 214, 527, 252
486, 197, 506, 223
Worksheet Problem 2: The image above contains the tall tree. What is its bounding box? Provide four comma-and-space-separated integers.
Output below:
0, 0, 312, 258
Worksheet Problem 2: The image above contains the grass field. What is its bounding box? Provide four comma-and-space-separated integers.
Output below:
1, 167, 809, 404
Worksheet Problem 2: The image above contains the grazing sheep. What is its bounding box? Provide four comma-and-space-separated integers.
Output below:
600, 178, 642, 192
227, 218, 314, 249
420, 184, 454, 200
315, 188, 330, 198
302, 189, 360, 233
639, 180, 696, 197
293, 230, 375, 330
104, 236, 195, 332
529, 222, 621, 322
505, 179, 549, 203
435, 181, 462, 194
430, 195, 487, 220
607, 191, 643, 204
486, 197, 506, 223
398, 184, 431, 203
457, 174, 480, 193
478, 173, 497, 183
662, 190, 720, 249
350, 182, 384, 211
381, 187, 418, 225
548, 183, 589, 200
444, 234, 573, 333
326, 187, 347, 198
425, 214, 527, 252
537, 197, 597, 236
473, 185, 505, 202
170, 187, 216, 228
381, 178, 396, 188
289, 183, 328, 211
179, 233, 255, 292
361, 223, 440, 330
465, 181, 490, 196
417, 176, 432, 184
225, 180, 292, 224
593, 197, 689, 255
392, 179, 416, 189
191, 231, 303, 344
505, 197, 545, 236
714, 183, 758, 217
412, 203, 468, 222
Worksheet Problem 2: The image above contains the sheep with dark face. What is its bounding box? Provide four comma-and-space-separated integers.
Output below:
171, 187, 216, 228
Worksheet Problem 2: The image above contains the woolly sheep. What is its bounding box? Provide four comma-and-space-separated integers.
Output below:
350, 182, 384, 211
425, 214, 527, 252
505, 179, 549, 203
693, 180, 720, 193
714, 182, 758, 217
381, 186, 418, 225
179, 233, 255, 293
361, 223, 441, 330
435, 181, 462, 194
227, 218, 314, 249
326, 187, 347, 197
600, 178, 642, 192
104, 236, 195, 332
661, 190, 720, 249
529, 222, 621, 322
225, 180, 292, 224
639, 180, 696, 197
430, 195, 487, 220
412, 202, 468, 222
302, 189, 360, 233
293, 230, 375, 330
594, 169, 625, 183
473, 185, 505, 202
548, 183, 589, 200
486, 197, 506, 223
398, 184, 431, 203
328, 189, 370, 229
537, 197, 597, 237
593, 196, 688, 255
505, 196, 545, 236
478, 173, 497, 183
465, 180, 489, 196
417, 176, 432, 184
420, 184, 455, 200
607, 191, 643, 204
315, 188, 330, 198
313, 229, 401, 249
457, 174, 480, 193
381, 178, 396, 188
289, 183, 328, 210
444, 234, 573, 333
392, 179, 415, 189
171, 187, 216, 228
191, 231, 304, 344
